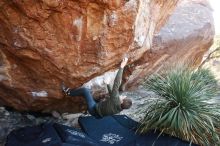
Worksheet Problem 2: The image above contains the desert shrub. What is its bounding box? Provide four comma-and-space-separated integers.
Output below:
139, 65, 220, 146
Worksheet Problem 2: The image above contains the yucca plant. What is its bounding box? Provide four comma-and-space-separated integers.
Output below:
138, 64, 220, 146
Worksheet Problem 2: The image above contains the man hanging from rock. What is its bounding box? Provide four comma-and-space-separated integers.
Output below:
61, 57, 132, 118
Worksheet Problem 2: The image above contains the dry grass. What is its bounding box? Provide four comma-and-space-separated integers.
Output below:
201, 35, 220, 83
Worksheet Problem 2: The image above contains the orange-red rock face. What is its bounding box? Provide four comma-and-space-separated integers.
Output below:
125, 0, 215, 89
0, 0, 212, 112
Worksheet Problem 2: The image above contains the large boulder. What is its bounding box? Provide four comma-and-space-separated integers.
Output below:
0, 0, 179, 112
124, 0, 215, 89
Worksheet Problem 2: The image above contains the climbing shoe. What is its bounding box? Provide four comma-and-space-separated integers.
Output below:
61, 82, 70, 95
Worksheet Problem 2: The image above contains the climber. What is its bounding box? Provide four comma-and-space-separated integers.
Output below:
62, 57, 132, 118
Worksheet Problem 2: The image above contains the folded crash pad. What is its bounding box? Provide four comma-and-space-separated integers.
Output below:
6, 122, 98, 146
79, 115, 199, 146
6, 123, 62, 146
6, 115, 199, 146
61, 142, 93, 146
53, 123, 98, 146
78, 116, 138, 146
112, 115, 139, 130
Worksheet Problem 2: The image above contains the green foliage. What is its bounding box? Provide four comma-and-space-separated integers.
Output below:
139, 65, 220, 146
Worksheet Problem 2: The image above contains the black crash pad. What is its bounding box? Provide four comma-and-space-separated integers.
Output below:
53, 123, 98, 146
6, 123, 62, 146
79, 115, 199, 146
6, 115, 199, 146
78, 116, 138, 146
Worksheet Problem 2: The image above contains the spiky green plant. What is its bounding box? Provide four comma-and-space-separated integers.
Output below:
139, 65, 220, 146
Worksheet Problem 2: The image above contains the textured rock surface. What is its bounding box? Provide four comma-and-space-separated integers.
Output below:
0, 0, 179, 112
125, 0, 215, 89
